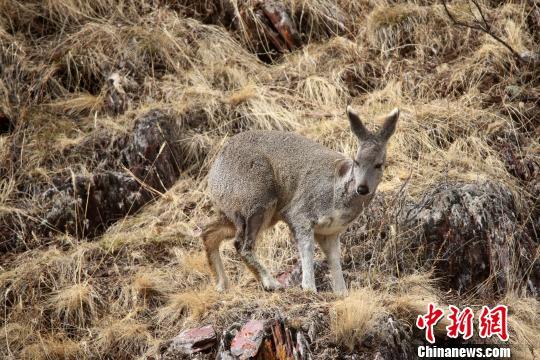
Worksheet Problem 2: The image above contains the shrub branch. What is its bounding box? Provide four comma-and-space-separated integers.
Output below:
441, 0, 526, 64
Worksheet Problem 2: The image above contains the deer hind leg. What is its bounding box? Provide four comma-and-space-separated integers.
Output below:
234, 203, 281, 291
201, 214, 235, 292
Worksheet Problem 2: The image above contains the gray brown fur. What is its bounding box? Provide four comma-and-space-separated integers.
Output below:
201, 106, 400, 294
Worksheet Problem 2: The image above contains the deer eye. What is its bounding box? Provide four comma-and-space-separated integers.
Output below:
374, 163, 383, 169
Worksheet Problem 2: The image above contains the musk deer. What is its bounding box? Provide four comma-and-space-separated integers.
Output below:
201, 106, 400, 295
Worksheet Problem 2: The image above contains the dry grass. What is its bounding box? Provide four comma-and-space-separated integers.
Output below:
156, 290, 220, 328
21, 337, 82, 360
95, 318, 152, 358
48, 282, 100, 327
131, 271, 166, 302
504, 294, 540, 359
0, 0, 538, 358
331, 288, 385, 351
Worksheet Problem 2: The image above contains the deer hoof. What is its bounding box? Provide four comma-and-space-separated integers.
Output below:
215, 281, 229, 292
262, 277, 282, 291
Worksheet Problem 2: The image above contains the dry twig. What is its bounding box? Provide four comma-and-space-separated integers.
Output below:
441, 0, 526, 64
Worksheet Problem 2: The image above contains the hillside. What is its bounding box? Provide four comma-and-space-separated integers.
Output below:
0, 0, 539, 359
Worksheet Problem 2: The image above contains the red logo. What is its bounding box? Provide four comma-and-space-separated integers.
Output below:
478, 305, 509, 341
417, 304, 509, 343
446, 305, 474, 340
416, 303, 445, 344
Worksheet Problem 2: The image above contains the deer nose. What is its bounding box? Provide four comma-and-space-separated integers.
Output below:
357, 185, 369, 195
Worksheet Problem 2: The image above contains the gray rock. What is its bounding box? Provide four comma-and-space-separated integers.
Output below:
398, 180, 536, 296
40, 109, 182, 238
343, 180, 539, 296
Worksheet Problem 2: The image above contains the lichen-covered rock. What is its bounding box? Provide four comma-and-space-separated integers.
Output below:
40, 109, 182, 238
41, 171, 148, 237
342, 180, 539, 297
115, 109, 182, 192
398, 180, 538, 296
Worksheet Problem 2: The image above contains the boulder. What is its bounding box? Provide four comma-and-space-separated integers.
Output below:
237, 1, 303, 61
230, 320, 266, 359
216, 318, 312, 360
41, 109, 182, 238
397, 180, 538, 296
343, 180, 539, 297
41, 171, 149, 237
115, 109, 182, 192
162, 325, 217, 358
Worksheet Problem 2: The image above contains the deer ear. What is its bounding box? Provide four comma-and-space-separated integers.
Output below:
378, 108, 400, 141
347, 106, 370, 141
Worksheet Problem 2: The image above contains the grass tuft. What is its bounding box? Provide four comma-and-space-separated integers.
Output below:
331, 288, 385, 351
0, 0, 538, 358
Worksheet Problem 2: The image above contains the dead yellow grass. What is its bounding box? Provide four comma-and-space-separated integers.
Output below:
47, 92, 104, 117
49, 282, 99, 327
157, 289, 220, 327
385, 274, 451, 336
331, 288, 385, 351
21, 337, 82, 360
505, 294, 540, 358
0, 323, 35, 356
132, 272, 165, 300
95, 318, 152, 357
0, 0, 538, 358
